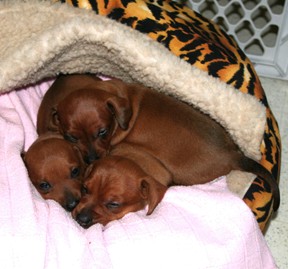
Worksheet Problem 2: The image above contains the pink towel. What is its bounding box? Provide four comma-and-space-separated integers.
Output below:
0, 79, 277, 269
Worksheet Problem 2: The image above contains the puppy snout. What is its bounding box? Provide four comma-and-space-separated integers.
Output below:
65, 198, 80, 212
76, 209, 93, 228
64, 191, 80, 212
84, 150, 99, 164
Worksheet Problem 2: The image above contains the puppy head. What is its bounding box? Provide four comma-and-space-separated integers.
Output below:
23, 134, 87, 211
72, 156, 167, 228
52, 87, 132, 164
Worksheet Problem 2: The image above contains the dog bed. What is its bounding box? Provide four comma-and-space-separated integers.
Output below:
0, 0, 280, 268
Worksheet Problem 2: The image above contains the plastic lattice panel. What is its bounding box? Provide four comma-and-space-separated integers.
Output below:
185, 0, 288, 80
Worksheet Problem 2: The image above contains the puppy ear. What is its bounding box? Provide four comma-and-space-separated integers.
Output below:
106, 97, 132, 130
140, 177, 167, 215
48, 108, 60, 132
72, 145, 87, 170
84, 163, 94, 179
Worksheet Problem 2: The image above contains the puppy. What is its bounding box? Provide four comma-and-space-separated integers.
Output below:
72, 149, 168, 227
53, 77, 280, 211
23, 133, 87, 211
23, 74, 103, 210
52, 80, 132, 163
37, 73, 102, 135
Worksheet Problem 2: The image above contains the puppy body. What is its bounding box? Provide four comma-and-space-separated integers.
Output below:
23, 133, 87, 211
72, 150, 168, 227
113, 83, 280, 210
55, 77, 280, 211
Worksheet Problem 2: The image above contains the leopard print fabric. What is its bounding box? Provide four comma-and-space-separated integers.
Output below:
57, 0, 281, 232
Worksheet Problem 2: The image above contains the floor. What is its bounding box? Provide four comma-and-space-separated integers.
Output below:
260, 76, 288, 268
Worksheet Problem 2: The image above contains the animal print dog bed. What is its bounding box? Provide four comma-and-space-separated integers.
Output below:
0, 1, 280, 267
1, 0, 280, 230
57, 0, 282, 232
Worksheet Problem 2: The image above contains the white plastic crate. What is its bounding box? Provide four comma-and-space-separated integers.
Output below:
185, 0, 288, 80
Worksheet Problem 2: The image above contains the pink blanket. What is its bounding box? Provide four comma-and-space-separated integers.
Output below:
0, 80, 277, 268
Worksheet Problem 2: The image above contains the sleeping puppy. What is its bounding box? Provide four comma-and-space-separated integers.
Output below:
52, 77, 280, 212
51, 80, 132, 163
46, 77, 132, 163
22, 133, 87, 211
24, 74, 102, 210
72, 150, 168, 227
37, 73, 102, 135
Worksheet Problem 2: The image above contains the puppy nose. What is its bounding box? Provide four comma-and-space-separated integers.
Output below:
84, 153, 99, 164
65, 199, 79, 212
76, 211, 92, 228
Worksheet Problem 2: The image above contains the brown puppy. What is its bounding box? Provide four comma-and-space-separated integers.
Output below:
72, 150, 168, 227
23, 133, 87, 211
24, 74, 102, 210
37, 73, 102, 135
52, 80, 132, 163
53, 78, 280, 211
24, 74, 98, 210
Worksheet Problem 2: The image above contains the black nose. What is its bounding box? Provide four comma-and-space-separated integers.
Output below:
65, 199, 79, 212
84, 152, 99, 164
76, 210, 93, 228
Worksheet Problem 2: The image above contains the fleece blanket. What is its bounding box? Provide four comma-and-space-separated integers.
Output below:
0, 79, 277, 269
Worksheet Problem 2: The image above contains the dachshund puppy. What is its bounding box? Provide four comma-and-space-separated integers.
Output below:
37, 73, 102, 135
23, 133, 87, 211
52, 80, 132, 163
53, 77, 280, 212
72, 148, 168, 227
25, 74, 102, 210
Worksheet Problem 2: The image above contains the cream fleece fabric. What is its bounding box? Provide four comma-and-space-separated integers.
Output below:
0, 0, 266, 195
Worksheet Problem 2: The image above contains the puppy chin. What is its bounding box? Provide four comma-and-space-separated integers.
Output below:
84, 154, 99, 165
83, 148, 109, 164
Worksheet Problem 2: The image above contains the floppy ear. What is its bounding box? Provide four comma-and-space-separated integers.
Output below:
72, 145, 87, 170
140, 177, 167, 215
48, 107, 60, 132
83, 164, 94, 179
106, 96, 132, 130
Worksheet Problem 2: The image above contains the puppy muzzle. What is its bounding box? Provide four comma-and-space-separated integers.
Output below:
64, 191, 80, 212
84, 148, 100, 164
65, 199, 80, 212
75, 208, 93, 228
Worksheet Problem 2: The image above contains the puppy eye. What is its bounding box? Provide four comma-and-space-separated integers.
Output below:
70, 167, 80, 178
98, 128, 108, 139
39, 181, 52, 192
64, 133, 78, 143
105, 201, 121, 210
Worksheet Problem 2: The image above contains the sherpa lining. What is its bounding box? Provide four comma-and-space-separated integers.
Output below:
0, 0, 266, 165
